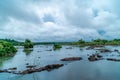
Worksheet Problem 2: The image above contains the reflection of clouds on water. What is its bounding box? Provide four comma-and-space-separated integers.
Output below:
1, 45, 120, 80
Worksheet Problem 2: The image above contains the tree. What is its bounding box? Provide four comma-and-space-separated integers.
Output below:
0, 41, 17, 56
24, 39, 33, 49
78, 39, 85, 44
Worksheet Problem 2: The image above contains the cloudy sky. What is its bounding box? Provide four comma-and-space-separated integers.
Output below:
0, 0, 120, 42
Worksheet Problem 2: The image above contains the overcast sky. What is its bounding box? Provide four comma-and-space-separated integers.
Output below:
0, 0, 120, 41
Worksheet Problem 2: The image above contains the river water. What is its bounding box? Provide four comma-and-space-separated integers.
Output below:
0, 45, 120, 80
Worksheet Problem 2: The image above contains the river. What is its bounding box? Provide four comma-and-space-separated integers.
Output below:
0, 45, 120, 80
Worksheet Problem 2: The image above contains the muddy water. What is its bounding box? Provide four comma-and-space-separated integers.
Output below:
0, 45, 120, 80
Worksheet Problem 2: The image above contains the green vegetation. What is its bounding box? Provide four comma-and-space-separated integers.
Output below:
0, 39, 23, 46
53, 44, 62, 50
78, 39, 85, 44
1, 38, 120, 47
24, 39, 33, 49
23, 39, 33, 54
0, 41, 17, 57
75, 39, 120, 46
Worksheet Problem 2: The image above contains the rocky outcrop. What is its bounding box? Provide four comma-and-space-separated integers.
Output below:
0, 64, 64, 74
88, 54, 103, 61
20, 64, 64, 74
60, 57, 82, 61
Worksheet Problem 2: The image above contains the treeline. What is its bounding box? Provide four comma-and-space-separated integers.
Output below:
1, 38, 120, 46
76, 39, 120, 45
0, 39, 23, 46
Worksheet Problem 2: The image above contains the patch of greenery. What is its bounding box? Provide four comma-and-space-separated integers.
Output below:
75, 39, 120, 46
24, 39, 33, 49
0, 41, 17, 57
53, 44, 62, 50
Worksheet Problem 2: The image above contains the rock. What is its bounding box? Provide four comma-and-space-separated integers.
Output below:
100, 49, 111, 53
86, 45, 104, 50
21, 64, 64, 74
0, 69, 8, 73
97, 54, 103, 58
88, 55, 98, 61
45, 64, 64, 71
26, 65, 36, 68
107, 58, 120, 62
86, 46, 95, 50
61, 57, 82, 61
114, 49, 119, 52
46, 49, 52, 51
88, 54, 103, 61
8, 67, 17, 70
25, 63, 29, 65
66, 47, 72, 49
38, 57, 41, 58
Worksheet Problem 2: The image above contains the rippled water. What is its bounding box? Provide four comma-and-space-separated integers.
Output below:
0, 45, 120, 80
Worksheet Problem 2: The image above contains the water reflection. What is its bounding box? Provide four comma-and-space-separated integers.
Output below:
0, 45, 120, 80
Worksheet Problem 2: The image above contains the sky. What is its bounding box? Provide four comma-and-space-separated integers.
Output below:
0, 0, 120, 42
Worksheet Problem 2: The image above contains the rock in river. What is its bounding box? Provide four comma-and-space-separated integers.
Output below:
107, 58, 120, 62
20, 64, 64, 74
88, 54, 103, 61
60, 57, 82, 61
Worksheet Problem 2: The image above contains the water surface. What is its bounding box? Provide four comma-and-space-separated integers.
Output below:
0, 45, 120, 80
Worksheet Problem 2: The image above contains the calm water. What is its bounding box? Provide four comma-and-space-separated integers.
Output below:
0, 45, 120, 80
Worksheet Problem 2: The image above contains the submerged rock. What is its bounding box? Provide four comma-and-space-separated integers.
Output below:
114, 49, 119, 52
61, 57, 82, 61
107, 58, 120, 62
66, 47, 72, 49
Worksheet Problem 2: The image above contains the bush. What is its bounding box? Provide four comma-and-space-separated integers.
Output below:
0, 41, 17, 56
53, 44, 62, 50
24, 39, 33, 49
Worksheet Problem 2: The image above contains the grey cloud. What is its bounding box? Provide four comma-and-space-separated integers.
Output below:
0, 0, 41, 24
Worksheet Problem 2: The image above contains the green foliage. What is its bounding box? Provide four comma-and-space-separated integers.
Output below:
53, 44, 62, 50
78, 39, 85, 44
0, 39, 21, 46
24, 39, 33, 49
0, 41, 17, 57
76, 38, 120, 45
